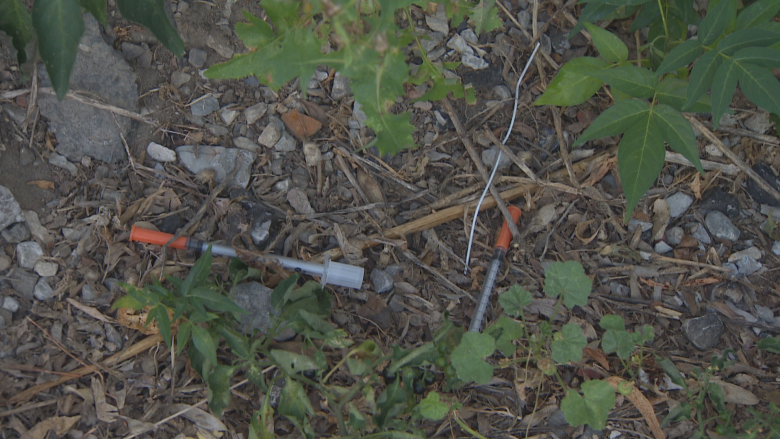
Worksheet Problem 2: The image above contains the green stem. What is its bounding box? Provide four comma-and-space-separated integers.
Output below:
657, 0, 669, 38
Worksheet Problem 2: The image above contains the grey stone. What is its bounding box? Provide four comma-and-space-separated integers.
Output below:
628, 219, 653, 233
34, 261, 58, 277
120, 42, 144, 60
700, 187, 740, 217
388, 295, 405, 313
244, 102, 267, 124
2, 103, 26, 125
481, 146, 511, 170
517, 10, 532, 32
37, 14, 136, 163
666, 227, 684, 246
303, 142, 322, 166
370, 268, 394, 294
258, 123, 282, 147
666, 192, 694, 218
331, 73, 352, 101
689, 223, 711, 245
245, 76, 260, 87
420, 31, 444, 52
33, 278, 54, 301
0, 255, 10, 271
233, 136, 261, 153
682, 313, 724, 350
2, 296, 20, 313
274, 179, 291, 193
744, 112, 773, 134
609, 282, 629, 296
460, 28, 478, 44
220, 108, 239, 125
447, 35, 473, 55
746, 163, 780, 207
492, 85, 512, 100
654, 241, 673, 253
735, 256, 762, 276
0, 309, 10, 328
206, 123, 229, 137
755, 305, 774, 323
232, 282, 278, 334
2, 222, 29, 243
176, 145, 256, 189
425, 8, 449, 34
138, 43, 153, 68
462, 53, 489, 70
8, 268, 39, 300
274, 132, 297, 152
146, 142, 177, 162
104, 323, 123, 349
48, 152, 78, 176
62, 226, 89, 241
171, 71, 192, 88
82, 284, 99, 302
728, 246, 762, 263
773, 241, 780, 256
188, 48, 208, 68
207, 33, 234, 59
0, 185, 23, 233
286, 188, 314, 214
191, 95, 220, 116
352, 101, 367, 127
17, 241, 43, 269
705, 211, 740, 241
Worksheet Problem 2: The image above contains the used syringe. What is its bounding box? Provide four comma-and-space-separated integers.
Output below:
129, 225, 364, 289
468, 206, 522, 332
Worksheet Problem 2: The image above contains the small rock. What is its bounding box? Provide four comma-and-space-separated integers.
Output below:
8, 268, 39, 299
728, 246, 762, 263
330, 72, 351, 100
62, 226, 88, 241
705, 211, 740, 241
232, 282, 277, 334
746, 163, 780, 207
460, 28, 478, 44
207, 33, 234, 59
0, 255, 10, 271
274, 179, 291, 193
420, 31, 444, 51
176, 145, 257, 189
370, 268, 394, 294
120, 42, 144, 60
191, 95, 220, 117
81, 284, 100, 302
188, 48, 208, 68
447, 35, 473, 55
517, 10, 532, 31
233, 136, 261, 152
666, 227, 684, 246
462, 53, 489, 70
700, 187, 740, 217
682, 313, 724, 350
628, 219, 653, 233
205, 123, 228, 137
755, 305, 774, 323
654, 241, 673, 253
425, 10, 449, 34
689, 223, 711, 245
735, 256, 762, 276
773, 241, 780, 256
17, 241, 43, 269
0, 185, 23, 233
274, 132, 297, 152
48, 152, 79, 176
303, 142, 322, 166
388, 295, 405, 313
492, 85, 512, 100
244, 102, 267, 124
146, 142, 177, 162
744, 112, 773, 134
666, 192, 694, 218
352, 101, 368, 127
705, 143, 723, 157
171, 71, 191, 88
33, 278, 54, 301
2, 222, 30, 243
2, 296, 20, 313
220, 108, 238, 125
24, 211, 53, 248
105, 323, 123, 349
286, 188, 314, 214
34, 261, 58, 277
481, 146, 511, 170
609, 282, 629, 296
258, 123, 282, 147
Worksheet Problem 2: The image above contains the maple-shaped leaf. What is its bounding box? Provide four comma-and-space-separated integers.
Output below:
468, 0, 502, 35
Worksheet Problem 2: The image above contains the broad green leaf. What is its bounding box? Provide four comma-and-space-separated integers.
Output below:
115, 0, 184, 57
208, 364, 235, 417
534, 57, 609, 106
498, 285, 533, 317
261, 0, 300, 33
716, 28, 780, 55
365, 110, 416, 155
584, 22, 628, 62
278, 379, 315, 426
147, 304, 172, 348
630, 1, 661, 32
33, 0, 84, 100
589, 65, 657, 99
181, 245, 212, 296
572, 3, 623, 35
686, 50, 723, 112
736, 0, 780, 30
79, 0, 107, 24
271, 349, 320, 376
653, 104, 703, 172
191, 286, 245, 314
655, 39, 702, 76
551, 323, 587, 363
575, 99, 651, 146
656, 77, 712, 112
298, 308, 334, 334
416, 392, 450, 420
733, 47, 780, 68
738, 62, 780, 115
617, 113, 666, 219
486, 315, 525, 356
376, 380, 408, 428
711, 58, 739, 129
0, 0, 33, 64
235, 10, 275, 49
668, 0, 700, 26
698, 0, 731, 45
757, 335, 780, 353
561, 380, 615, 429
599, 315, 626, 331
112, 294, 146, 311
270, 274, 299, 310
602, 328, 635, 359
417, 77, 465, 101
191, 324, 218, 368
543, 261, 593, 308
451, 332, 495, 384
177, 321, 192, 355
468, 0, 502, 35
219, 326, 251, 359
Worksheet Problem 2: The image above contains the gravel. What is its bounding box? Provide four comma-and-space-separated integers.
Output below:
704, 211, 740, 241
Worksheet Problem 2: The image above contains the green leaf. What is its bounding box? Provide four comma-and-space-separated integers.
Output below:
631, 1, 661, 32
631, 325, 655, 345
79, 0, 107, 25
655, 39, 702, 76
574, 99, 652, 146
656, 77, 712, 112
738, 61, 780, 115
736, 0, 780, 30
115, 0, 184, 57
348, 403, 367, 432
176, 321, 192, 356
561, 380, 616, 429
347, 357, 368, 376
572, 3, 623, 35
181, 245, 213, 296
416, 392, 450, 421
33, 0, 84, 100
235, 11, 274, 50
112, 294, 147, 311
261, 0, 300, 33
534, 57, 609, 106
468, 0, 502, 35
365, 111, 416, 155
686, 50, 723, 107
376, 380, 408, 428
716, 28, 780, 55
602, 328, 635, 359
485, 315, 525, 356
451, 332, 495, 384
322, 329, 354, 349
617, 113, 666, 220
711, 58, 740, 129
543, 261, 592, 308
207, 364, 235, 417
0, 0, 33, 64
270, 349, 320, 376
278, 379, 315, 426
498, 285, 533, 317
698, 0, 732, 45
219, 326, 251, 359
659, 358, 686, 388
599, 315, 626, 331
417, 77, 465, 102
584, 22, 628, 63
589, 65, 658, 99
757, 336, 780, 353
733, 47, 780, 68
147, 305, 172, 348
653, 104, 703, 173
585, 0, 652, 6
191, 324, 218, 368
270, 274, 299, 310
551, 323, 587, 363
191, 286, 245, 314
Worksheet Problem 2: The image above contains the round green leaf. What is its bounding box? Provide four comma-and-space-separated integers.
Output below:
543, 261, 592, 308
561, 380, 616, 430
498, 285, 533, 317
451, 332, 495, 384
551, 323, 587, 363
